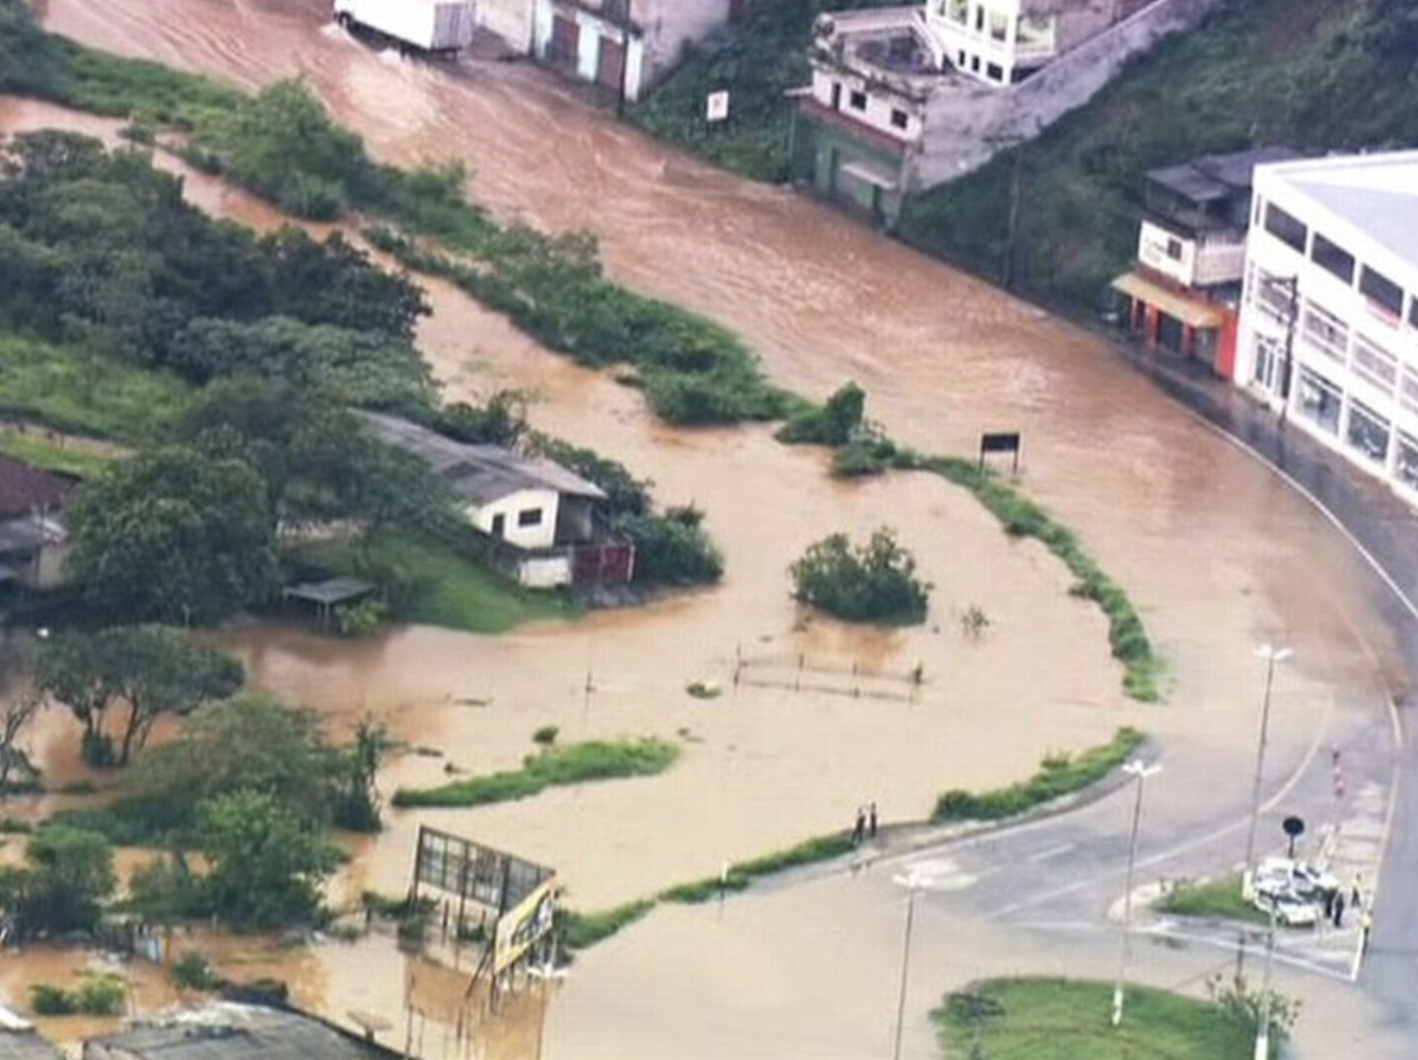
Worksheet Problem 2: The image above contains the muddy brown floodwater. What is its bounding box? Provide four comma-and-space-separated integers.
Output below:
2, 3, 1405, 1056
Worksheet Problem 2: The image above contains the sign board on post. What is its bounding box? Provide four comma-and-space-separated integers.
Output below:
978, 431, 1022, 474
705, 90, 730, 123
493, 876, 558, 975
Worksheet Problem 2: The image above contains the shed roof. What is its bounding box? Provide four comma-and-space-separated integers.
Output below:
83, 1004, 398, 1060
1148, 146, 1303, 202
357, 412, 606, 506
0, 454, 76, 521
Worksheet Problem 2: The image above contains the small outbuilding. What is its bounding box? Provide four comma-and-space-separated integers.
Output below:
0, 453, 76, 591
358, 412, 634, 589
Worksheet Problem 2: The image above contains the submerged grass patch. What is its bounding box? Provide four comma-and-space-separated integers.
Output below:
392, 738, 681, 808
1156, 875, 1270, 926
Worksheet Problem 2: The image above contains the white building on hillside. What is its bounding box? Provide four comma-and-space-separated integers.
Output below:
528, 0, 734, 103
1235, 150, 1418, 506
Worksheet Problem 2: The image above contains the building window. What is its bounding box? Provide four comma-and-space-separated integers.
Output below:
1165, 237, 1184, 261
1397, 431, 1418, 491
1300, 301, 1348, 364
1263, 202, 1307, 254
849, 90, 867, 111
1250, 267, 1296, 324
1296, 366, 1342, 435
1359, 265, 1404, 322
1346, 399, 1390, 465
604, 0, 629, 19
518, 508, 544, 527
1409, 296, 1418, 331
971, 55, 981, 72
890, 108, 909, 130
1310, 232, 1355, 285
1352, 334, 1398, 392
1399, 370, 1418, 416
491, 513, 506, 537
986, 62, 1004, 81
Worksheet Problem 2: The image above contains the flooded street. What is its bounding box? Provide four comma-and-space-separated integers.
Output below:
3, 2, 1407, 1055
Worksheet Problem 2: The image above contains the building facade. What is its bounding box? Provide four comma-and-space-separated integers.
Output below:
529, 0, 733, 103
797, 0, 1224, 222
1234, 151, 1418, 506
1112, 147, 1300, 379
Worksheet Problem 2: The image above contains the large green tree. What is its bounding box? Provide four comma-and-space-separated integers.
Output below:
64, 447, 279, 624
33, 627, 244, 768
196, 790, 339, 930
125, 692, 348, 834
0, 827, 116, 939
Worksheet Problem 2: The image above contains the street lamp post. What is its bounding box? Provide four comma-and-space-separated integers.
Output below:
1243, 645, 1292, 896
1254, 860, 1281, 1060
891, 870, 928, 1060
1112, 760, 1162, 1027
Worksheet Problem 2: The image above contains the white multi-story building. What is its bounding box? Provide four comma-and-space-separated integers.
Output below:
798, 0, 1224, 222
1235, 151, 1418, 506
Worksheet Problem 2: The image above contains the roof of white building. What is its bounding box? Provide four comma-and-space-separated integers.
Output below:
357, 411, 607, 505
1258, 150, 1418, 274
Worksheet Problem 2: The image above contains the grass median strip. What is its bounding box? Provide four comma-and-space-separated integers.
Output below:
392, 738, 681, 809
933, 727, 1144, 822
934, 978, 1267, 1059
1155, 875, 1270, 926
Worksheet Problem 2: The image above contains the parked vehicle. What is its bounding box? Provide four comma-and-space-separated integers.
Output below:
1252, 889, 1320, 927
333, 0, 475, 58
1253, 857, 1339, 902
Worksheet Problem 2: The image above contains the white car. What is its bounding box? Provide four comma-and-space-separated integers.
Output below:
1253, 889, 1319, 927
1253, 857, 1338, 901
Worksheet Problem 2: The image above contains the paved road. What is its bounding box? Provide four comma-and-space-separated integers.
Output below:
836, 340, 1418, 1056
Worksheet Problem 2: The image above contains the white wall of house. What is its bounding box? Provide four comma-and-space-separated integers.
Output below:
1234, 154, 1418, 507
809, 67, 924, 143
517, 553, 573, 589
468, 487, 562, 550
478, 0, 535, 51
1137, 220, 1247, 289
532, 0, 729, 100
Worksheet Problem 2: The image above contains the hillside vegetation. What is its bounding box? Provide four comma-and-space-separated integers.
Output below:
900, 0, 1418, 309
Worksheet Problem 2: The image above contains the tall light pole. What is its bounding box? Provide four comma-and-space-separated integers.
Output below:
1254, 841, 1281, 1060
891, 870, 928, 1060
1112, 759, 1162, 1027
1244, 645, 1292, 897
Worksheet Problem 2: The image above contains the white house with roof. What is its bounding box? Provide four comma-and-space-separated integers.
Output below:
797, 0, 1225, 221
1234, 150, 1418, 507
358, 412, 633, 589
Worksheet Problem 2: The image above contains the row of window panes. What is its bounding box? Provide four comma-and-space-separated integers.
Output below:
1352, 333, 1399, 392
1300, 302, 1348, 364
1295, 364, 1408, 473
838, 85, 909, 129
1401, 371, 1418, 416
1260, 199, 1413, 329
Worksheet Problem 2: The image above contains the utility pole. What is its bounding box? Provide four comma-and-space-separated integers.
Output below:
1112, 760, 1161, 1027
1244, 645, 1292, 896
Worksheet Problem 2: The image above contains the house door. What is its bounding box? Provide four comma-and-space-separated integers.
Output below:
549, 14, 578, 64
491, 513, 506, 538
597, 34, 626, 93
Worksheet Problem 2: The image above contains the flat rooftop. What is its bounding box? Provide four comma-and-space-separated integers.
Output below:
1257, 150, 1418, 274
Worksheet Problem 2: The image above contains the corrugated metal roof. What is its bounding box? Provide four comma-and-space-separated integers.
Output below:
356, 412, 607, 506
0, 1030, 66, 1060
83, 1004, 394, 1060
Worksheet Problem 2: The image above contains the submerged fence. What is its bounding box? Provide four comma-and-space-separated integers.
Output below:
731, 647, 926, 703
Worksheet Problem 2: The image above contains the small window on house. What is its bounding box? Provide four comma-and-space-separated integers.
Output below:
849, 90, 867, 111
970, 55, 981, 73
491, 513, 506, 537
1165, 237, 1184, 261
974, 5, 984, 31
986, 62, 1004, 81
1409, 296, 1418, 330
890, 108, 909, 130
1359, 265, 1404, 321
957, 50, 966, 67
1262, 202, 1307, 254
517, 508, 544, 528
1310, 232, 1355, 284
